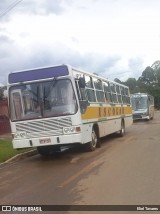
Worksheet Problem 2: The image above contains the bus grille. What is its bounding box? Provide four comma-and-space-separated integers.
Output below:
15, 117, 72, 138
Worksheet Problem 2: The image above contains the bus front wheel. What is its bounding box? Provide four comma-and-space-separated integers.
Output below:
85, 129, 98, 152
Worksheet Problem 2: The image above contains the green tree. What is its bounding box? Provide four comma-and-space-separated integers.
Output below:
114, 78, 122, 84
151, 61, 160, 86
0, 86, 7, 100
123, 78, 138, 93
139, 66, 156, 85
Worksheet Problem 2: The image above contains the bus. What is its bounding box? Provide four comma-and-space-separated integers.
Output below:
131, 93, 154, 120
8, 64, 133, 155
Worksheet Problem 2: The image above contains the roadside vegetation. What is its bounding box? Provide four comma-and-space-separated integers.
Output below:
115, 60, 160, 109
0, 138, 31, 163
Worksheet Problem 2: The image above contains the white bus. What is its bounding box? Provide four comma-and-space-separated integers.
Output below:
131, 93, 154, 120
8, 65, 133, 155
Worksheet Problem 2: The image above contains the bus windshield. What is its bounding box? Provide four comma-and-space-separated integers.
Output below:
131, 96, 148, 110
9, 79, 77, 121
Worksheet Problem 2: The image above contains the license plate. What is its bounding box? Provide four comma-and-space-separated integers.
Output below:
39, 138, 51, 144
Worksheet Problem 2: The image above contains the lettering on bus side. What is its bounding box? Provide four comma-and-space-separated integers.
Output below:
112, 107, 115, 116
119, 107, 122, 115
103, 108, 107, 117
122, 107, 124, 114
98, 107, 108, 118
108, 108, 111, 116
116, 107, 119, 115
98, 107, 101, 117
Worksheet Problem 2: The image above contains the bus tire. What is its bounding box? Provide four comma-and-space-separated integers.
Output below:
119, 120, 125, 137
85, 128, 98, 152
37, 146, 51, 156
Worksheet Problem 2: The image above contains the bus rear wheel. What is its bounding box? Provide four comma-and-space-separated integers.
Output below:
119, 120, 125, 137
85, 129, 98, 152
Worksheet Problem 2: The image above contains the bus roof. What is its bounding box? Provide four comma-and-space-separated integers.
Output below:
8, 64, 129, 89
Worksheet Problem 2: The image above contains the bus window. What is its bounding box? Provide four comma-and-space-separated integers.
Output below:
115, 85, 122, 103
110, 83, 116, 93
112, 93, 118, 103
93, 78, 105, 102
47, 79, 77, 115
12, 92, 23, 120
85, 75, 93, 88
85, 75, 96, 102
116, 85, 120, 94
93, 78, 103, 90
104, 82, 112, 103
96, 91, 105, 102
23, 91, 34, 114
118, 95, 122, 103
86, 89, 96, 102
110, 83, 117, 103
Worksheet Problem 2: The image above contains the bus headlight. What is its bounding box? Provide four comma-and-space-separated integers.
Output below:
13, 132, 26, 139
63, 126, 81, 134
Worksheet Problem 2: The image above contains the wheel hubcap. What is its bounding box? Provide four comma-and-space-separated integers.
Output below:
121, 124, 124, 134
92, 130, 97, 148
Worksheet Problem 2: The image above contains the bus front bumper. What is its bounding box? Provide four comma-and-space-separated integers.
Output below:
133, 114, 149, 120
12, 133, 82, 149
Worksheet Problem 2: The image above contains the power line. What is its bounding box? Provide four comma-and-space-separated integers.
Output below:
0, 0, 23, 18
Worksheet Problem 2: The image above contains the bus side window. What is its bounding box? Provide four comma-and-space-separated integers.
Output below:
85, 75, 96, 102
110, 83, 117, 103
75, 79, 86, 101
93, 78, 105, 102
121, 86, 127, 104
103, 82, 112, 103
116, 85, 122, 103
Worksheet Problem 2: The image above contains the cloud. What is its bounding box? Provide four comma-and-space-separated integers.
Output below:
0, 31, 146, 85
0, 0, 155, 85
100, 57, 145, 81
128, 57, 144, 78
0, 0, 12, 10
0, 40, 122, 85
0, 35, 12, 43
0, 35, 14, 58
0, 0, 16, 21
21, 0, 66, 15
0, 0, 73, 20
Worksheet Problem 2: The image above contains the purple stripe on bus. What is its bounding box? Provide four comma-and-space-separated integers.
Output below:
8, 65, 69, 84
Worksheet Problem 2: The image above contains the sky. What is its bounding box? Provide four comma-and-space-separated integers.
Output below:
1, 0, 160, 86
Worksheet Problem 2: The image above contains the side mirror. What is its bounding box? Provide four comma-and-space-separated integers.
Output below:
78, 77, 86, 88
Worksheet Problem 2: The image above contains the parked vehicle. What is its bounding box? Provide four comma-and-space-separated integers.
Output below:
131, 93, 154, 120
8, 64, 133, 155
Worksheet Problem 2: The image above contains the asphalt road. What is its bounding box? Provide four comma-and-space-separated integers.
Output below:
1, 111, 160, 214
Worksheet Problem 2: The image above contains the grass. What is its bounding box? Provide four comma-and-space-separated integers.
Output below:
0, 138, 31, 163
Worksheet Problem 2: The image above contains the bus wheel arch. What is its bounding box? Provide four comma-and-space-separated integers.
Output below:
119, 119, 125, 137
85, 123, 100, 152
